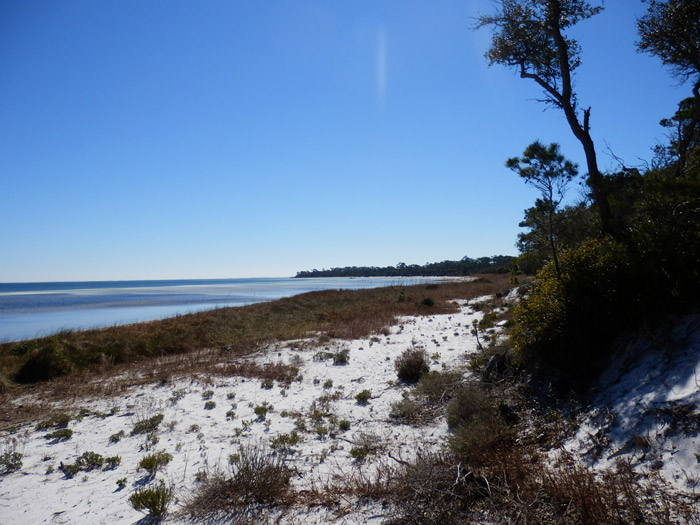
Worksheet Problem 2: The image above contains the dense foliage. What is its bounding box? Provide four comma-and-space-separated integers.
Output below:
489, 0, 700, 391
295, 255, 513, 278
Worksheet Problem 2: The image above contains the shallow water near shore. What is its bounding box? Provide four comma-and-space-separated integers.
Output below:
0, 277, 437, 342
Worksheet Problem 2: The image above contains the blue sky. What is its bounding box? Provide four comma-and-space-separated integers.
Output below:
0, 1, 690, 281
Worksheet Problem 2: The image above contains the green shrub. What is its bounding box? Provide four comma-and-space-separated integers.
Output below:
416, 370, 462, 403
36, 413, 72, 431
129, 481, 173, 518
104, 456, 121, 470
138, 451, 173, 477
512, 238, 639, 387
204, 401, 216, 410
420, 297, 435, 308
109, 430, 125, 443
271, 431, 301, 451
445, 384, 494, 431
45, 428, 73, 442
355, 389, 371, 405
395, 347, 430, 383
254, 405, 269, 420
131, 414, 164, 436
350, 446, 370, 461
60, 451, 104, 478
333, 348, 350, 365
201, 389, 214, 400
15, 337, 71, 383
261, 378, 274, 389
0, 451, 22, 475
338, 419, 351, 431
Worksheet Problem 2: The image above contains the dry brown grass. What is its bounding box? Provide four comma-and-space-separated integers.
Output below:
0, 275, 518, 427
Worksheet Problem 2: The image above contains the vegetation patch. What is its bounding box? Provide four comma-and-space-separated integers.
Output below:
131, 414, 164, 436
395, 347, 430, 383
60, 451, 104, 478
138, 451, 173, 478
183, 443, 292, 520
128, 481, 173, 519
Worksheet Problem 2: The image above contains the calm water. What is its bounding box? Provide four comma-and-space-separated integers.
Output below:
0, 277, 432, 342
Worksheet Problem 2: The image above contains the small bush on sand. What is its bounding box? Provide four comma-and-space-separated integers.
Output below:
128, 481, 173, 519
45, 428, 73, 442
0, 451, 22, 475
60, 451, 104, 478
131, 414, 164, 436
333, 348, 350, 365
416, 370, 462, 403
355, 389, 371, 405
138, 451, 173, 478
36, 413, 72, 431
445, 384, 494, 431
184, 442, 292, 520
395, 347, 430, 383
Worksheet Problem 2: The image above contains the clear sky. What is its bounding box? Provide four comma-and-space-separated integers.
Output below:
0, 1, 690, 281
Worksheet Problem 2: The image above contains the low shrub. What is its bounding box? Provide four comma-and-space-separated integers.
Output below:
445, 384, 495, 431
14, 337, 71, 383
355, 389, 371, 405
138, 451, 173, 477
184, 443, 292, 520
389, 398, 424, 424
420, 297, 435, 308
415, 370, 462, 403
128, 481, 173, 518
270, 431, 301, 452
45, 428, 73, 442
201, 389, 214, 400
36, 413, 72, 431
109, 430, 125, 443
394, 347, 429, 383
104, 456, 121, 470
333, 348, 350, 365
60, 451, 104, 478
131, 414, 164, 436
350, 446, 370, 461
0, 451, 22, 475
254, 405, 269, 420
203, 401, 216, 410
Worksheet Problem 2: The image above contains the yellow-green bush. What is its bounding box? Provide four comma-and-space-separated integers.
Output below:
512, 239, 635, 387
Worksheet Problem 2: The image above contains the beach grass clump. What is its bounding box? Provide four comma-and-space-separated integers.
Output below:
271, 431, 302, 453
415, 370, 463, 403
131, 414, 164, 436
355, 389, 371, 405
333, 348, 350, 365
128, 481, 173, 519
185, 442, 292, 519
60, 451, 104, 478
45, 428, 73, 442
109, 430, 125, 443
36, 413, 72, 431
254, 404, 270, 420
138, 451, 173, 478
104, 455, 121, 470
395, 347, 430, 383
0, 451, 22, 475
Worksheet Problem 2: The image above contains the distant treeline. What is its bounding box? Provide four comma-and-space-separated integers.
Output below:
295, 255, 514, 278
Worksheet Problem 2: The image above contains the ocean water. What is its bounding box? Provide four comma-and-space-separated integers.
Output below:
0, 277, 432, 342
